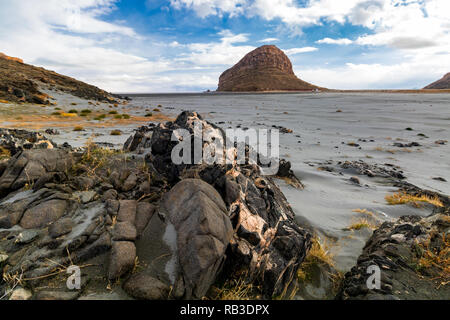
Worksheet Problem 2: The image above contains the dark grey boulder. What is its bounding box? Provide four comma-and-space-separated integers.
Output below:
112, 221, 137, 241
20, 199, 68, 229
117, 200, 136, 224
108, 241, 136, 279
160, 178, 233, 299
48, 218, 73, 238
123, 273, 170, 300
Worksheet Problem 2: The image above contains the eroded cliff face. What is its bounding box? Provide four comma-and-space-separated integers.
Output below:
424, 72, 450, 89
217, 45, 319, 92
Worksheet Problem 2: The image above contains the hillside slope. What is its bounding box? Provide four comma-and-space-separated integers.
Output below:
0, 53, 115, 104
424, 73, 450, 89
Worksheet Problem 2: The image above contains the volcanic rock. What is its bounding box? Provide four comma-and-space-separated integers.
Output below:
218, 45, 319, 92
424, 72, 450, 89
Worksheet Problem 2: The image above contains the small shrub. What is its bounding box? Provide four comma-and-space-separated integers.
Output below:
109, 111, 118, 115
122, 114, 130, 119
73, 126, 84, 132
114, 114, 123, 119
71, 102, 78, 106
110, 130, 122, 136
153, 108, 160, 112
345, 218, 378, 231
145, 113, 153, 117
81, 109, 92, 114
0, 146, 11, 160
68, 109, 78, 114
61, 113, 77, 117
51, 112, 61, 116
385, 192, 443, 208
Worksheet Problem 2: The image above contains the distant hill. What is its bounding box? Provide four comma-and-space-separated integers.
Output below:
0, 52, 115, 104
217, 45, 319, 92
424, 73, 450, 89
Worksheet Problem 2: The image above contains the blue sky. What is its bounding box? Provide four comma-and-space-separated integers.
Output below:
0, 0, 449, 92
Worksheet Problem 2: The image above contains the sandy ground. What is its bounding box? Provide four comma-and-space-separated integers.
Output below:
1, 91, 449, 273
125, 92, 450, 271
0, 90, 174, 148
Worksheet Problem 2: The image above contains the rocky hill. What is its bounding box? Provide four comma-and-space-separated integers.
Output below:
0, 53, 115, 104
424, 73, 450, 89
217, 45, 319, 92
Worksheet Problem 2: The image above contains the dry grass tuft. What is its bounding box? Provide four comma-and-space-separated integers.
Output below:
61, 112, 77, 117
385, 192, 444, 208
0, 146, 11, 160
352, 208, 375, 217
346, 217, 379, 231
213, 275, 259, 300
415, 233, 449, 286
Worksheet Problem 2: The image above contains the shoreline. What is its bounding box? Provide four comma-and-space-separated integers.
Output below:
117, 89, 450, 97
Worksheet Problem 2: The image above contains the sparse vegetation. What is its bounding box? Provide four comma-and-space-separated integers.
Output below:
122, 114, 130, 119
345, 217, 379, 231
61, 113, 77, 117
352, 208, 375, 217
212, 274, 260, 300
94, 114, 107, 121
0, 146, 11, 160
297, 235, 342, 298
110, 130, 122, 136
414, 232, 449, 284
114, 114, 122, 119
385, 192, 444, 208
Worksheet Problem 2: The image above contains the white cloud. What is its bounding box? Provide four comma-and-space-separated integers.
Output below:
0, 0, 225, 92
171, 0, 450, 52
316, 38, 353, 45
298, 56, 450, 90
178, 30, 255, 66
284, 47, 318, 55
258, 37, 279, 43
170, 0, 245, 18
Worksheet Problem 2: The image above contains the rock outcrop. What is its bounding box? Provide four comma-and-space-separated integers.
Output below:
126, 111, 311, 298
424, 73, 450, 89
217, 45, 319, 92
0, 112, 311, 300
0, 52, 115, 104
338, 182, 450, 300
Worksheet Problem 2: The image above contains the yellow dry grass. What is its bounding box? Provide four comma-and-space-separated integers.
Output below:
346, 217, 379, 231
416, 233, 450, 286
214, 276, 259, 300
0, 112, 174, 130
352, 208, 375, 217
385, 192, 444, 208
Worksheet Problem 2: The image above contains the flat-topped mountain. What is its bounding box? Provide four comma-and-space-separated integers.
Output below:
0, 52, 115, 104
217, 45, 319, 92
424, 73, 450, 89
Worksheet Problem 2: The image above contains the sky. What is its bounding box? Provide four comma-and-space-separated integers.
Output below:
0, 0, 449, 92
